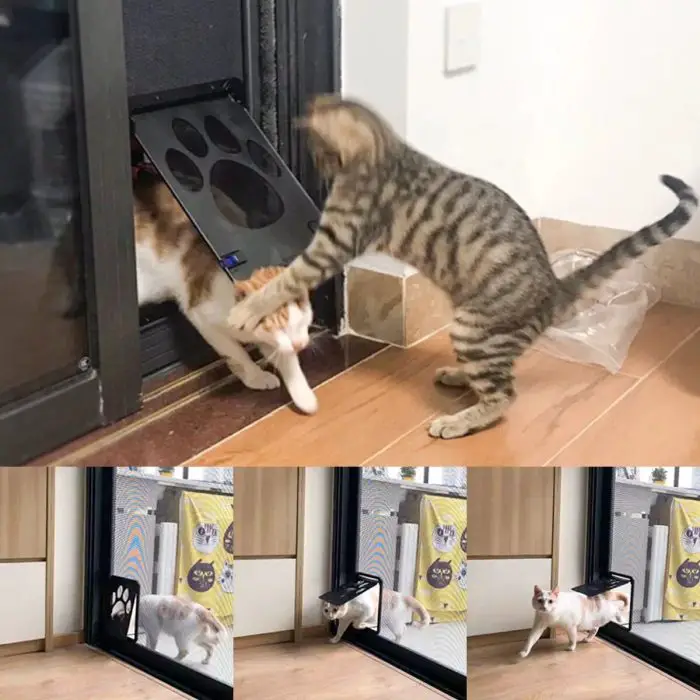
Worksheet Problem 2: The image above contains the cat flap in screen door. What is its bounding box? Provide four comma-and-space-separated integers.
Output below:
572, 571, 634, 632
132, 98, 320, 280
105, 575, 141, 642
122, 0, 322, 281
319, 572, 384, 635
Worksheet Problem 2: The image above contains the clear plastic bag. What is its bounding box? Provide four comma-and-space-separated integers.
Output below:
539, 248, 660, 374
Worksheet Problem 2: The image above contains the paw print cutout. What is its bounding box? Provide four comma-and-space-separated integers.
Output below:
110, 584, 133, 622
163, 114, 285, 236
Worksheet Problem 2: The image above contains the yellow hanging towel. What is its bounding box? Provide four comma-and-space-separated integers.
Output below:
414, 494, 467, 624
663, 496, 700, 621
176, 490, 234, 626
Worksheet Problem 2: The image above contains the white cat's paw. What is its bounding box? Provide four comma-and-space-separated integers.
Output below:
328, 636, 341, 645
567, 645, 576, 652
240, 369, 281, 391
292, 390, 318, 415
518, 650, 529, 659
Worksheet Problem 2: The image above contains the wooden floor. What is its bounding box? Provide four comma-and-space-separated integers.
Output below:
468, 636, 700, 700
0, 646, 186, 700
185, 302, 700, 467
235, 640, 452, 699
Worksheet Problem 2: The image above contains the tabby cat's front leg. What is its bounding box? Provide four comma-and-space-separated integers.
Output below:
228, 209, 358, 332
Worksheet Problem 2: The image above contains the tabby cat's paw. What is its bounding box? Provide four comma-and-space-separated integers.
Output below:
428, 414, 471, 439
434, 366, 469, 387
240, 370, 281, 391
228, 304, 262, 333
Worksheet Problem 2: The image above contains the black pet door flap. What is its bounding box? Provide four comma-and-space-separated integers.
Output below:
572, 571, 634, 631
320, 572, 383, 635
132, 97, 320, 278
105, 575, 140, 642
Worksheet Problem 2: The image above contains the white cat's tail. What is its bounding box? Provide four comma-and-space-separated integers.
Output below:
196, 607, 227, 636
603, 590, 629, 610
404, 596, 431, 629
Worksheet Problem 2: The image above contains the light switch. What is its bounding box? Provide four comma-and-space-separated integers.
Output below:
444, 2, 481, 75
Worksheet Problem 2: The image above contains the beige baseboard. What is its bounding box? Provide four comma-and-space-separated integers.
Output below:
467, 629, 531, 648
537, 217, 700, 307
0, 631, 84, 658
235, 625, 327, 649
468, 628, 556, 647
54, 631, 84, 649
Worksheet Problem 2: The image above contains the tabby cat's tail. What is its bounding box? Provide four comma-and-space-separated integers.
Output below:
552, 174, 698, 324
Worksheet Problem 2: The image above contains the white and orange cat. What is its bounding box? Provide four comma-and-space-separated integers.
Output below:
519, 585, 629, 658
139, 594, 226, 664
133, 170, 318, 414
322, 586, 431, 645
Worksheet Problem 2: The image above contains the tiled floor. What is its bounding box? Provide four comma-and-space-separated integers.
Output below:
189, 302, 700, 467
468, 635, 700, 699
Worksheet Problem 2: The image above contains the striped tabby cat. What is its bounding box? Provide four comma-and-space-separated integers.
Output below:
228, 95, 698, 439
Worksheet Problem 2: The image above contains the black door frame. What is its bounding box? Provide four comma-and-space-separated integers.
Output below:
84, 467, 233, 700
2, 0, 343, 464
0, 0, 141, 465
331, 468, 466, 699
586, 467, 700, 693
273, 0, 343, 332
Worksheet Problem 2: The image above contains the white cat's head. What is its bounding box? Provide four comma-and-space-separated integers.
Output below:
233, 266, 313, 356
532, 585, 559, 613
321, 601, 349, 621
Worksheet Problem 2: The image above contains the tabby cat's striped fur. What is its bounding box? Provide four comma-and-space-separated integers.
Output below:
228, 95, 698, 439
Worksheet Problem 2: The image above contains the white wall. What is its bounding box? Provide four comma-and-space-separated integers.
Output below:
467, 558, 551, 636
555, 467, 587, 592
406, 0, 539, 212
532, 0, 700, 239
234, 559, 296, 637
341, 0, 416, 277
53, 467, 85, 636
301, 467, 333, 628
342, 0, 700, 239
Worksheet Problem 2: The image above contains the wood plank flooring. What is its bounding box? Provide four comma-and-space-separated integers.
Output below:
468, 636, 700, 700
235, 641, 453, 699
0, 645, 187, 700
187, 302, 700, 467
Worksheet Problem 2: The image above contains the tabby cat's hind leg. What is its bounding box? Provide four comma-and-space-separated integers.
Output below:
429, 314, 535, 439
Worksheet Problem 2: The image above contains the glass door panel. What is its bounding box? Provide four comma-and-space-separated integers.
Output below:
0, 1, 88, 408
